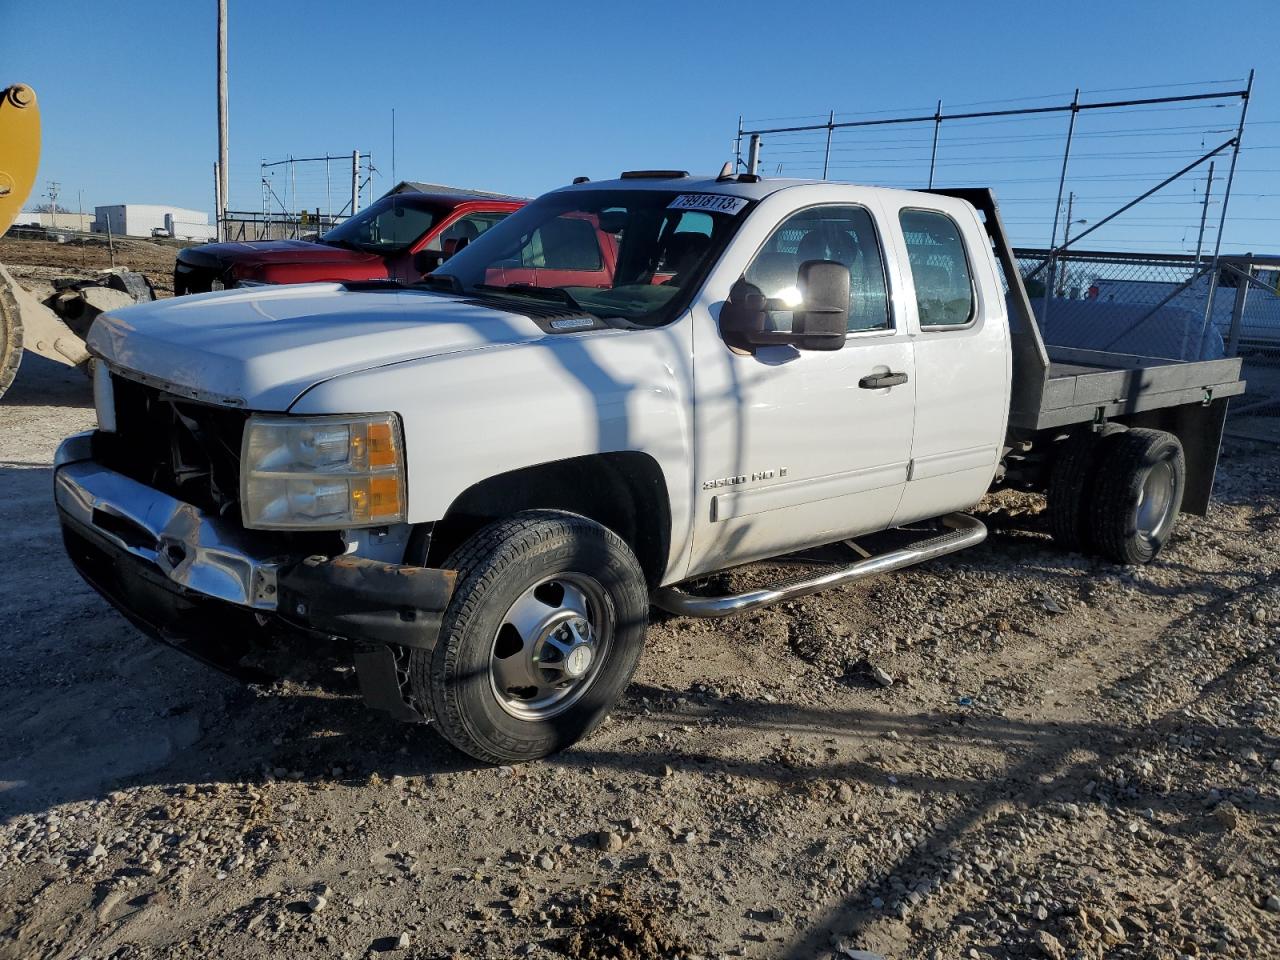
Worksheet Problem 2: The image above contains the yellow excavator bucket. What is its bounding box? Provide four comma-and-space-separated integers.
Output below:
0, 81, 90, 398
0, 84, 41, 236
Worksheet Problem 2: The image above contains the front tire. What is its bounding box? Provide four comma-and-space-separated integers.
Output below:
0, 273, 24, 399
1088, 428, 1185, 565
412, 511, 649, 764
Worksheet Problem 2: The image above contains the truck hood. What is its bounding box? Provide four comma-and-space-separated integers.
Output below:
177, 239, 382, 269
88, 283, 550, 410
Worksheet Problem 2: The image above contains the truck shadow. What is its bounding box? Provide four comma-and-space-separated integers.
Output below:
2, 439, 1271, 824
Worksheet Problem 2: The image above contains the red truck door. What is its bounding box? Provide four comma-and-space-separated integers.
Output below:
391, 204, 519, 282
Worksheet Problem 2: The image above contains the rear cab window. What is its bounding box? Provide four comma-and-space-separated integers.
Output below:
899, 209, 976, 328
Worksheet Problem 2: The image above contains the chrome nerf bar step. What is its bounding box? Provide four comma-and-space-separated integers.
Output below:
651, 513, 987, 619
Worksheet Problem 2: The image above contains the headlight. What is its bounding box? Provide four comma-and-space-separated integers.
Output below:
240, 413, 406, 529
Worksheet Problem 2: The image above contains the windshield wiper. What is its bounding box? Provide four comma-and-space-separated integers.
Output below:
473, 283, 586, 311
415, 274, 463, 294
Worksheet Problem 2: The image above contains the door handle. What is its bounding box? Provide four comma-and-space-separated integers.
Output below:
859, 371, 909, 389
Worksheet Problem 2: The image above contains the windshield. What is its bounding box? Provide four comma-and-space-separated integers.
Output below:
320, 196, 440, 254
431, 188, 753, 326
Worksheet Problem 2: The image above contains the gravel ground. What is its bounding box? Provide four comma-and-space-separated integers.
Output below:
0, 284, 1278, 958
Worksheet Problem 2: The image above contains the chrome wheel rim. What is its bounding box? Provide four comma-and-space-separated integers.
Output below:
489, 573, 613, 721
1136, 459, 1176, 538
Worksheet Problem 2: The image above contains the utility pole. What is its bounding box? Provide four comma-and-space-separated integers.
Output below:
46, 180, 61, 224
78, 190, 85, 268
216, 0, 229, 241
351, 150, 361, 216
213, 162, 223, 241
1194, 161, 1215, 262
391, 108, 397, 186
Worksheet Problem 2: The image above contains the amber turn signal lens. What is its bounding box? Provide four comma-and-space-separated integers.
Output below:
367, 422, 397, 467
368, 476, 402, 518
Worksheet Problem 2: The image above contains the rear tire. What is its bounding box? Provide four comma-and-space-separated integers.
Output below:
1046, 433, 1101, 551
1045, 425, 1123, 552
412, 511, 649, 764
1088, 428, 1185, 565
0, 275, 24, 399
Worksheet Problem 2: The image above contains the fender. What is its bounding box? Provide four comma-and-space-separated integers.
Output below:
290, 321, 697, 584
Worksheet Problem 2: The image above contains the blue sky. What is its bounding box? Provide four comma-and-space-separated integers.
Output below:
4, 0, 1278, 253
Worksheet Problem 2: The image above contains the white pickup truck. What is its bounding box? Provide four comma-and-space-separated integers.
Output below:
54, 172, 1245, 763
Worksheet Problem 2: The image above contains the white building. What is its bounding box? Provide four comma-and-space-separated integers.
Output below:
93, 204, 216, 241
12, 211, 95, 232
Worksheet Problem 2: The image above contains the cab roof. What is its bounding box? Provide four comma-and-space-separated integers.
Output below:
552, 172, 943, 206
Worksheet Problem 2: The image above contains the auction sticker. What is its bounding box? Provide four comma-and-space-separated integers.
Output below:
668, 194, 750, 215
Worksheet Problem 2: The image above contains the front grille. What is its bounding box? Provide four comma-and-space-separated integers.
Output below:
94, 375, 249, 519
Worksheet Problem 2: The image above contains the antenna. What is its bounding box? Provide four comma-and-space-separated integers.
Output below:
716, 161, 734, 182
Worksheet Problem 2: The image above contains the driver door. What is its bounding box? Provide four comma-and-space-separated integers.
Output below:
687, 202, 916, 576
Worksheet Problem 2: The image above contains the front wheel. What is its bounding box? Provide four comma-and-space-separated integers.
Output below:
0, 270, 25, 399
412, 511, 649, 764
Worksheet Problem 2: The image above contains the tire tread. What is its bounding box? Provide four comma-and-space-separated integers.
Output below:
418, 510, 647, 765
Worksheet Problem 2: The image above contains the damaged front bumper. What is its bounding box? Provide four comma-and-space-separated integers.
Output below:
52, 432, 455, 721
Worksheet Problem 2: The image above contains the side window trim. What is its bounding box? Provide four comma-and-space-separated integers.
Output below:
740, 201, 897, 338
898, 206, 978, 331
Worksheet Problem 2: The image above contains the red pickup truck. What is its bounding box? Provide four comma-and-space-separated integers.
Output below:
173, 189, 524, 294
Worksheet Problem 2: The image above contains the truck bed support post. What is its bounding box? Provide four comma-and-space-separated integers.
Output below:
746, 134, 761, 177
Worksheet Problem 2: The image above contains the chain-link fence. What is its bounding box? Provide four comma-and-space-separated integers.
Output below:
221, 210, 346, 242
1012, 248, 1280, 361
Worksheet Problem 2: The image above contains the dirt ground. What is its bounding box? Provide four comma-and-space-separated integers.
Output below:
0, 251, 1278, 959
0, 236, 181, 297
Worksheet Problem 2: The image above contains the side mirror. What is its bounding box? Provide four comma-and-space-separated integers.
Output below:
719, 261, 849, 353
794, 259, 850, 351
719, 279, 770, 353
412, 250, 443, 275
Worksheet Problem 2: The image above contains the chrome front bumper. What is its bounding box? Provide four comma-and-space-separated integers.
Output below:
53, 431, 283, 609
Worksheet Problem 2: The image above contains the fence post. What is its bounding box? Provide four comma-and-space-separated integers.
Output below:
1226, 267, 1251, 357
1043, 88, 1081, 328
1202, 69, 1252, 332
927, 99, 942, 188
822, 110, 834, 180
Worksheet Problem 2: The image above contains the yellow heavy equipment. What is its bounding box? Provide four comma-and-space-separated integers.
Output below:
0, 83, 92, 397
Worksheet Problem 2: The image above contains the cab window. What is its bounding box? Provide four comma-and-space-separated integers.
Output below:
899, 209, 975, 327
743, 205, 890, 333
425, 211, 510, 253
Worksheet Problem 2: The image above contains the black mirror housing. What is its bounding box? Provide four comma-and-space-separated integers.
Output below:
719, 262, 849, 353
794, 259, 850, 350
412, 250, 443, 276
